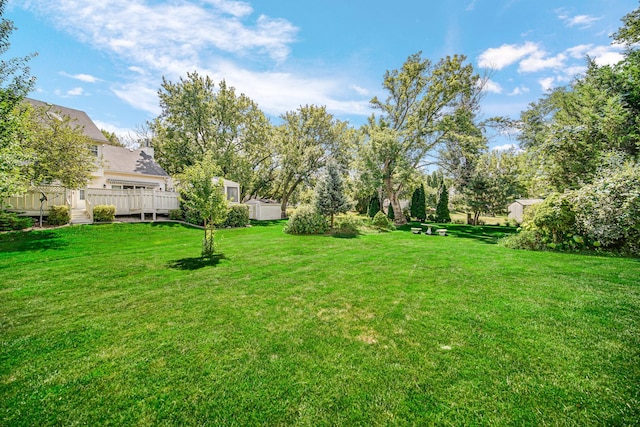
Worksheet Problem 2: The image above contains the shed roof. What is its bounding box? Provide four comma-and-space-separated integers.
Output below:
511, 198, 543, 206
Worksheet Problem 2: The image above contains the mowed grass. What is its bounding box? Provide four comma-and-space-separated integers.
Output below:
1, 222, 639, 426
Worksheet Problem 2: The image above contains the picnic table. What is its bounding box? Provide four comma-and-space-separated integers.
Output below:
421, 224, 446, 236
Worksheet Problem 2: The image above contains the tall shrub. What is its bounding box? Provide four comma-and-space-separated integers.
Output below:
368, 195, 380, 218
315, 163, 350, 228
572, 163, 640, 255
283, 205, 328, 235
531, 193, 575, 244
415, 183, 426, 221
387, 203, 395, 220
435, 183, 450, 223
223, 204, 250, 228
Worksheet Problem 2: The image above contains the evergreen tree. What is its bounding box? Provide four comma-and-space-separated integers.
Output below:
415, 183, 427, 222
387, 202, 395, 220
410, 187, 420, 219
368, 194, 380, 218
315, 163, 350, 228
435, 182, 451, 223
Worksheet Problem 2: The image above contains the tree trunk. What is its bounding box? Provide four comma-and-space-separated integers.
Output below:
384, 176, 406, 225
473, 211, 481, 226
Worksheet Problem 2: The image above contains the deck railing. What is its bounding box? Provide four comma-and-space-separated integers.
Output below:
4, 186, 179, 221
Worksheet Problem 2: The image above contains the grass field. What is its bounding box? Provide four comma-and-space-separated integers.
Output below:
1, 221, 639, 426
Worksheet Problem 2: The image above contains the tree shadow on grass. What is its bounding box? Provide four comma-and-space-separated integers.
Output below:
0, 230, 68, 254
398, 222, 518, 245
167, 253, 227, 270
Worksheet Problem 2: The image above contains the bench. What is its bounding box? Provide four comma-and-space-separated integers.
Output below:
436, 229, 447, 236
411, 227, 421, 234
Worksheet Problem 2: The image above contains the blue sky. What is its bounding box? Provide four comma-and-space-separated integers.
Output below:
5, 0, 636, 149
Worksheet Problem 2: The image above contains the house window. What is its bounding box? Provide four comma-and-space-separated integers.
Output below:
111, 185, 122, 190
89, 145, 98, 156
226, 187, 239, 203
79, 190, 85, 200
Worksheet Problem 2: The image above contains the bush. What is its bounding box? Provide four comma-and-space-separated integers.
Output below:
48, 205, 70, 226
283, 205, 329, 235
168, 209, 184, 221
93, 205, 116, 222
371, 211, 396, 231
184, 208, 203, 226
500, 229, 546, 251
223, 204, 249, 228
531, 193, 575, 243
0, 211, 34, 231
333, 214, 362, 236
572, 163, 640, 255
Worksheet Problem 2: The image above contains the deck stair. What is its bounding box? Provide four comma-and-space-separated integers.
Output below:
70, 209, 92, 225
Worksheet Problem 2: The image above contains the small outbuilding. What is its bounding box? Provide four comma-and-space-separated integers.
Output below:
245, 198, 282, 221
508, 198, 543, 223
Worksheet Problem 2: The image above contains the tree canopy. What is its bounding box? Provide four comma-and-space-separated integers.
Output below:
0, 0, 36, 201
358, 52, 481, 224
152, 72, 274, 199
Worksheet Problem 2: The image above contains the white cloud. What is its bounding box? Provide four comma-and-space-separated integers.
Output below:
565, 43, 625, 66
67, 87, 84, 96
538, 77, 555, 92
24, 1, 299, 63
564, 15, 600, 29
508, 86, 529, 96
19, 1, 375, 122
61, 72, 101, 83
93, 119, 134, 140
204, 0, 253, 18
351, 85, 369, 96
128, 66, 147, 75
478, 41, 539, 70
112, 82, 161, 117
492, 143, 519, 151
466, 0, 477, 12
483, 79, 503, 94
518, 51, 566, 73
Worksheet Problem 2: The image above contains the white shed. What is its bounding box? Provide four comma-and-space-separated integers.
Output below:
245, 198, 282, 220
508, 198, 543, 223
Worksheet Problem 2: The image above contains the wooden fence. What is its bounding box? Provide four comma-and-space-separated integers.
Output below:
3, 186, 179, 220
3, 186, 69, 216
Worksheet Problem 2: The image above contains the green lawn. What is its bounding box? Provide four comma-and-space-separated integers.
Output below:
1, 222, 638, 426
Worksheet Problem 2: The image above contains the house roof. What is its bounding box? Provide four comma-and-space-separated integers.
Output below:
25, 98, 110, 144
102, 145, 169, 177
511, 198, 543, 206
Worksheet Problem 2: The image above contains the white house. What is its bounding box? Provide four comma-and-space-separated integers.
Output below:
508, 198, 543, 223
5, 99, 179, 223
6, 99, 257, 224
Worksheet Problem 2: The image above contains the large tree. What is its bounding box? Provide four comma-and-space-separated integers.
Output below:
152, 72, 274, 199
359, 52, 481, 225
0, 0, 36, 202
24, 103, 98, 189
460, 148, 525, 224
518, 5, 640, 194
270, 105, 353, 217
518, 69, 629, 193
